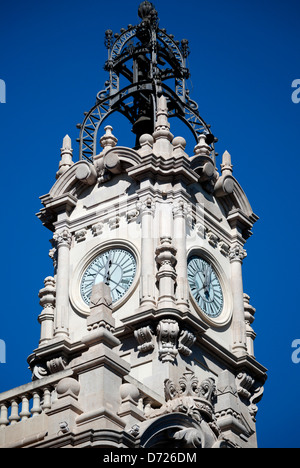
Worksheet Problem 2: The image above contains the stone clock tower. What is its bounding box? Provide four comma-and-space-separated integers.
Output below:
0, 2, 267, 449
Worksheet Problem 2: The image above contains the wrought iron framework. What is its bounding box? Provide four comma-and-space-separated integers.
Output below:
78, 1, 216, 162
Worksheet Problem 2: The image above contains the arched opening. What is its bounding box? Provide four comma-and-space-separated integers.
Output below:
140, 413, 205, 449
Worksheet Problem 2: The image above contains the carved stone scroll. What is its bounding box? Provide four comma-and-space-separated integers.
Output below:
134, 326, 155, 353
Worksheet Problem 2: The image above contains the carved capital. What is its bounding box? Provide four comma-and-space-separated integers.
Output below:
172, 200, 185, 219
53, 229, 72, 249
138, 196, 155, 216
229, 244, 247, 263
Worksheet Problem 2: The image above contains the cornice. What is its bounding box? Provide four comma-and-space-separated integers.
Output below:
198, 333, 267, 384
127, 153, 198, 185
114, 306, 266, 385
115, 307, 209, 338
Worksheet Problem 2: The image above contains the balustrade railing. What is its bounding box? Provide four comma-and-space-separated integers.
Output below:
0, 369, 73, 428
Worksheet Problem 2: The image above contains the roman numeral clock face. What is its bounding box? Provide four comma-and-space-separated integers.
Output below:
81, 249, 137, 305
187, 256, 223, 319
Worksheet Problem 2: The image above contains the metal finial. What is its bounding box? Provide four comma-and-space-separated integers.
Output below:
79, 2, 216, 160
104, 29, 113, 50
138, 1, 156, 20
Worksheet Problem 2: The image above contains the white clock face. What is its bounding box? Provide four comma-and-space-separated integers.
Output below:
81, 248, 137, 305
187, 255, 223, 318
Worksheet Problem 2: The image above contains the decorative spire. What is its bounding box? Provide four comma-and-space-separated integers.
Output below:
99, 125, 118, 154
153, 95, 174, 158
154, 95, 170, 132
56, 135, 73, 180
221, 150, 233, 175
214, 150, 234, 197
194, 134, 212, 158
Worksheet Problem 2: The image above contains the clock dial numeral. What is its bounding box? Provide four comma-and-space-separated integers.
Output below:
187, 256, 224, 319
81, 249, 136, 305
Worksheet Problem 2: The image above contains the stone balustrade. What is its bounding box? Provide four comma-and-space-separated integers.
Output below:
0, 369, 73, 428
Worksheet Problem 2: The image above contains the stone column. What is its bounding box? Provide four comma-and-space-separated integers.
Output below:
53, 229, 72, 339
140, 197, 156, 309
38, 277, 56, 345
155, 236, 177, 309
229, 244, 247, 357
173, 201, 189, 312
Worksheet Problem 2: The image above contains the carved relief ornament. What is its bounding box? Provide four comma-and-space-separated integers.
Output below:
229, 244, 247, 263
146, 370, 217, 426
53, 229, 72, 248
134, 320, 196, 362
157, 319, 180, 362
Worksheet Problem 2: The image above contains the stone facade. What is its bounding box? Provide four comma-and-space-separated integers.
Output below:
0, 111, 266, 449
0, 3, 266, 449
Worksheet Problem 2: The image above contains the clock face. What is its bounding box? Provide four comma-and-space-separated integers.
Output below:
187, 256, 223, 318
81, 248, 137, 305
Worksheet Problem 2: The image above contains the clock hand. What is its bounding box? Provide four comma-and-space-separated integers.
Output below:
202, 265, 208, 289
206, 265, 212, 288
203, 265, 212, 299
104, 251, 113, 285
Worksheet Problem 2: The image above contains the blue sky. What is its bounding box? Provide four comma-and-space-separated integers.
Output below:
0, 0, 300, 448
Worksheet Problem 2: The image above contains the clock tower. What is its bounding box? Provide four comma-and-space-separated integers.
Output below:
0, 2, 267, 449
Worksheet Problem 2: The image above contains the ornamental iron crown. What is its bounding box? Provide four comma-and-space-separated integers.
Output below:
77, 1, 216, 162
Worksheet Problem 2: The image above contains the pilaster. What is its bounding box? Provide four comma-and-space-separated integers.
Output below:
173, 201, 189, 312
229, 244, 247, 357
139, 197, 156, 310
53, 229, 72, 339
